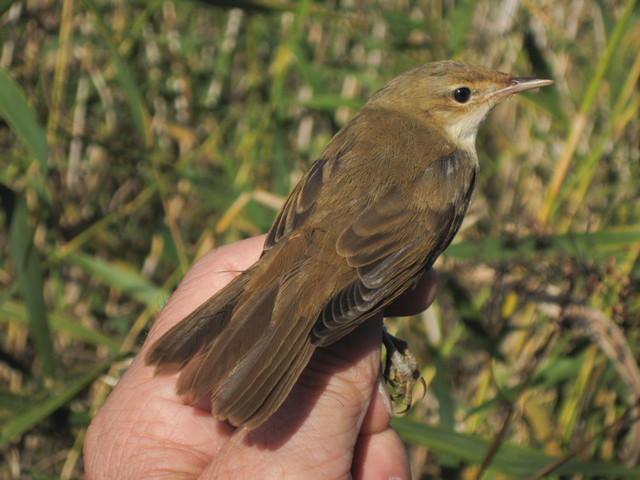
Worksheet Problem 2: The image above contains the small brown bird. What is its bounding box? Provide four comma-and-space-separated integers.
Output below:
146, 60, 553, 429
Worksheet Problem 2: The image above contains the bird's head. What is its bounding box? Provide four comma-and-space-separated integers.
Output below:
368, 60, 553, 151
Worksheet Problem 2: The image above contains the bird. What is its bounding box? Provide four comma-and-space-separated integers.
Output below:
146, 60, 553, 429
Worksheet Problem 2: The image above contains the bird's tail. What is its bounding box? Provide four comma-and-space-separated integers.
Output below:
146, 237, 319, 428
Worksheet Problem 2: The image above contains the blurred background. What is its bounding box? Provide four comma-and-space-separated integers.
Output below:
1, 0, 639, 478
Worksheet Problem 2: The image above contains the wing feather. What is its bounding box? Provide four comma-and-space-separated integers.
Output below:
264, 156, 329, 252
312, 150, 477, 346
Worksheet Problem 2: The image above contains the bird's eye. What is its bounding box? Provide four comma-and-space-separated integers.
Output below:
452, 87, 471, 103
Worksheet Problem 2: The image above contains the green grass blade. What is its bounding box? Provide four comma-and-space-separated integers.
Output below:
0, 359, 117, 447
577, 0, 636, 117
448, 0, 477, 56
65, 251, 169, 309
0, 390, 31, 413
80, 0, 151, 146
0, 0, 18, 17
539, 0, 637, 224
0, 66, 49, 172
392, 417, 640, 477
3, 187, 55, 378
0, 300, 121, 354
446, 225, 640, 261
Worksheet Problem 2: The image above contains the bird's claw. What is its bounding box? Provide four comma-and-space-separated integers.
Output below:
382, 329, 424, 414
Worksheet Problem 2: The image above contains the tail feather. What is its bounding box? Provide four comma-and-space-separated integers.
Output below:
212, 308, 315, 426
242, 342, 314, 428
217, 328, 314, 427
176, 281, 279, 401
146, 274, 250, 373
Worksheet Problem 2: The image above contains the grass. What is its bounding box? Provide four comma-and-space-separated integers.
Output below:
1, 0, 639, 478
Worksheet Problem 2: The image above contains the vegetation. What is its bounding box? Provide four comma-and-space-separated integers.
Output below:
1, 0, 639, 478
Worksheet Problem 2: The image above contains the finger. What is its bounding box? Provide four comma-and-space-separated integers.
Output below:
383, 268, 438, 317
352, 427, 410, 480
359, 373, 393, 436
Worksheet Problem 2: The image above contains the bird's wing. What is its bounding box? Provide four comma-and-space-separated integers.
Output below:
311, 150, 477, 346
263, 156, 328, 252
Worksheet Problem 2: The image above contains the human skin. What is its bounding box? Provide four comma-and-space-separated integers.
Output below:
84, 235, 438, 479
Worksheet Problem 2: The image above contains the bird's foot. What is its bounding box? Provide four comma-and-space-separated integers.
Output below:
382, 327, 425, 414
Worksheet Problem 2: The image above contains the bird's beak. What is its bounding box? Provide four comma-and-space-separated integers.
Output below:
492, 77, 554, 100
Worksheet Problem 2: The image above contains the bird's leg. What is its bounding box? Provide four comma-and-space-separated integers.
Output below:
382, 325, 425, 414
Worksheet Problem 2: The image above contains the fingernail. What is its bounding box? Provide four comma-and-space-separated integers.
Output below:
378, 376, 393, 416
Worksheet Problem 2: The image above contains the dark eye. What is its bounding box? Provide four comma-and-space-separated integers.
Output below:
452, 87, 471, 103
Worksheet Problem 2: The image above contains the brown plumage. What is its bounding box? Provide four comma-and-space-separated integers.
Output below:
146, 60, 552, 429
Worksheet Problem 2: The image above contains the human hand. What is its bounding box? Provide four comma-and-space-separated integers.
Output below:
84, 235, 438, 479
